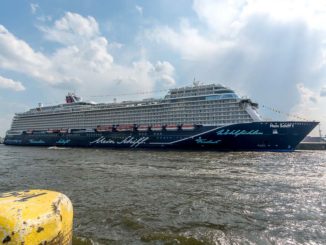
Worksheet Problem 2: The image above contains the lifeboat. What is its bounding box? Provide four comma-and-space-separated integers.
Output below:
47, 129, 60, 134
116, 124, 134, 132
26, 129, 33, 134
60, 128, 68, 133
137, 125, 149, 132
165, 124, 179, 131
151, 124, 162, 131
181, 124, 195, 131
96, 125, 113, 132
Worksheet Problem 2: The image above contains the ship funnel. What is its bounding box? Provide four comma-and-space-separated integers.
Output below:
66, 93, 82, 103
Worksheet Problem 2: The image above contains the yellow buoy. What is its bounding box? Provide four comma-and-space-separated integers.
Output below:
0, 189, 73, 244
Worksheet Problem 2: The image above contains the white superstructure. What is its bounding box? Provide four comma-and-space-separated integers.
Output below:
8, 84, 261, 132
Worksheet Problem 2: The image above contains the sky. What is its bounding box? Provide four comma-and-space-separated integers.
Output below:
1, 0, 326, 137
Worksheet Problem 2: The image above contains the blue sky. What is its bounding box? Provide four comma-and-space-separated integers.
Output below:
1, 0, 326, 136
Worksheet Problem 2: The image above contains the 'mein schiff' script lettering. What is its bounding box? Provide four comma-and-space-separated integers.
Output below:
216, 129, 263, 137
90, 136, 149, 148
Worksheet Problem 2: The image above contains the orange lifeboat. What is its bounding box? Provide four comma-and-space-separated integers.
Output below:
181, 124, 195, 131
47, 129, 60, 134
165, 124, 179, 131
96, 125, 113, 132
137, 125, 149, 132
116, 124, 134, 132
151, 124, 162, 131
60, 128, 68, 133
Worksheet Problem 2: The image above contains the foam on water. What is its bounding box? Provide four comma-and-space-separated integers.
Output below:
0, 145, 325, 244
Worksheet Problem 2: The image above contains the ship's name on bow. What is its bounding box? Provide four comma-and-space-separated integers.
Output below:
270, 123, 294, 128
216, 129, 263, 137
90, 136, 149, 147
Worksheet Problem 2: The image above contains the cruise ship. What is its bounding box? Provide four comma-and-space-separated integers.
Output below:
4, 83, 318, 151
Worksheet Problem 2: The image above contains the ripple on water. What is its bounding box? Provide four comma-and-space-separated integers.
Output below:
0, 145, 326, 244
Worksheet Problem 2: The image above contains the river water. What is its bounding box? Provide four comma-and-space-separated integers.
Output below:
0, 145, 325, 244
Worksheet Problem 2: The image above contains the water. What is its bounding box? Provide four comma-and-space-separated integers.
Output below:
0, 145, 325, 244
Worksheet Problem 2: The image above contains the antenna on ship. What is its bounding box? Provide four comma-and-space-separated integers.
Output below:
37, 102, 43, 111
193, 78, 200, 87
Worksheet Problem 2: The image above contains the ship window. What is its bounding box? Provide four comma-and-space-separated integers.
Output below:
273, 129, 278, 134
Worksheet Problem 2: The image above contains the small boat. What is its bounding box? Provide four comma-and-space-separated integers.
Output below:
165, 124, 179, 131
60, 128, 68, 133
181, 124, 195, 131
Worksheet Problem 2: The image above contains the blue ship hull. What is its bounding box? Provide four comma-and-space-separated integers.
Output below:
4, 121, 318, 151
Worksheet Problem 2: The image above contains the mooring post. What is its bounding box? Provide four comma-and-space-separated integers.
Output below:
0, 189, 73, 244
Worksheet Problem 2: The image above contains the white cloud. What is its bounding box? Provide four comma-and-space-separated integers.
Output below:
153, 61, 175, 86
321, 86, 326, 97
149, 0, 326, 63
50, 36, 114, 74
44, 12, 175, 93
241, 0, 326, 31
145, 1, 326, 111
193, 0, 326, 34
146, 19, 230, 60
193, 0, 245, 37
37, 15, 52, 23
0, 75, 25, 91
30, 3, 39, 14
42, 12, 100, 45
0, 25, 54, 83
0, 12, 176, 98
290, 83, 325, 125
296, 83, 318, 105
136, 5, 143, 15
